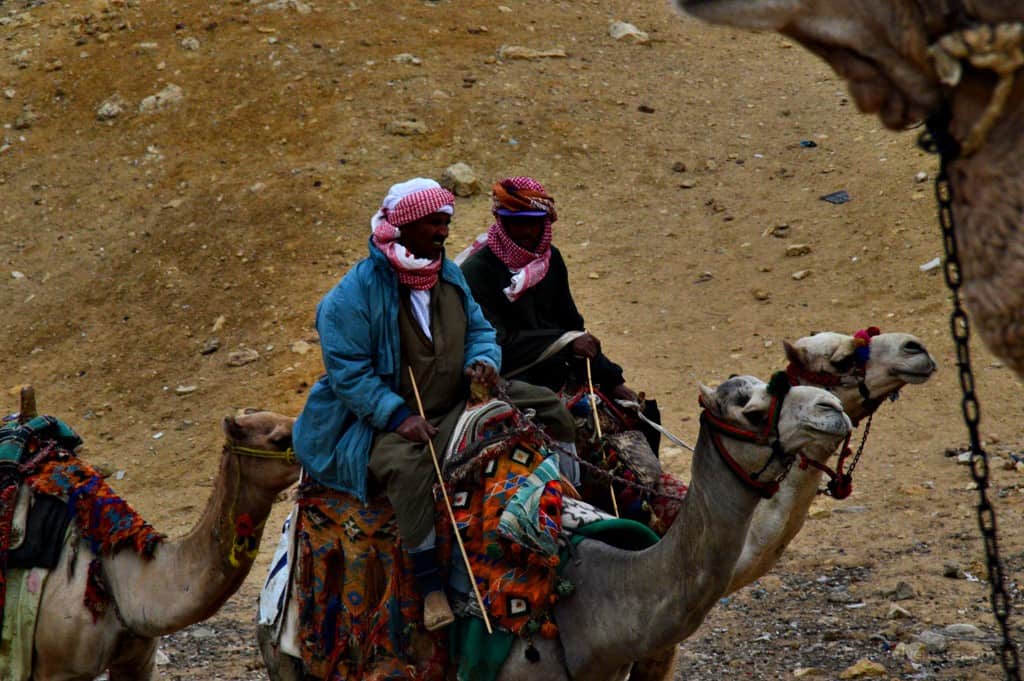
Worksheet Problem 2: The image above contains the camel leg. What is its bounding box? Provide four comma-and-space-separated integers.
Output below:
107, 636, 157, 681
628, 645, 678, 681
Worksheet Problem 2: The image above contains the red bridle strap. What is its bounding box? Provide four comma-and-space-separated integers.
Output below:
798, 433, 854, 500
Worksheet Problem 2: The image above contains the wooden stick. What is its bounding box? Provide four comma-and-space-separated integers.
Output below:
18, 385, 36, 425
407, 367, 493, 634
586, 358, 619, 517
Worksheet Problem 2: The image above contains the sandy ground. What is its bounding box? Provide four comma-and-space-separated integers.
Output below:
2, 0, 1023, 679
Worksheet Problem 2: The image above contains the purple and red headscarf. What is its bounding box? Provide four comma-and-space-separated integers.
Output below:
370, 178, 455, 290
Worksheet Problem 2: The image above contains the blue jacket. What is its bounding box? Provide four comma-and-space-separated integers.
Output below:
293, 239, 501, 501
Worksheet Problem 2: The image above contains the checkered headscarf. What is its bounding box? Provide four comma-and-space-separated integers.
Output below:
370, 178, 455, 290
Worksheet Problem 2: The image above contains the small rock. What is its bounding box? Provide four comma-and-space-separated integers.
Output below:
44, 59, 63, 72
114, 470, 126, 481
212, 315, 227, 332
385, 118, 428, 136
227, 348, 260, 367
497, 45, 568, 60
200, 338, 220, 355
290, 340, 312, 355
785, 243, 811, 256
943, 623, 985, 639
180, 36, 200, 50
887, 603, 912, 619
916, 629, 948, 653
827, 588, 860, 604
155, 648, 171, 666
890, 581, 915, 601
943, 562, 966, 579
174, 385, 197, 395
189, 626, 216, 639
96, 94, 126, 121
894, 640, 926, 662
587, 272, 600, 280
152, 432, 164, 440
671, 161, 687, 173
763, 224, 790, 238
139, 84, 184, 113
919, 256, 941, 272
839, 658, 886, 678
11, 271, 26, 280
753, 290, 770, 302
393, 53, 422, 65
915, 171, 929, 183
440, 162, 480, 197
679, 179, 696, 189
609, 21, 650, 45
12, 49, 31, 69
791, 269, 811, 281
13, 107, 37, 130
3, 89, 15, 100
833, 505, 867, 514
793, 668, 826, 678
956, 451, 972, 465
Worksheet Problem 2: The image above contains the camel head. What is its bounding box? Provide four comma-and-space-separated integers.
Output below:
222, 409, 300, 493
676, 1, 1024, 380
784, 331, 937, 423
698, 375, 851, 490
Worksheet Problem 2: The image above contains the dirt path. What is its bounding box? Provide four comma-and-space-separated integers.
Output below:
2, 0, 1022, 678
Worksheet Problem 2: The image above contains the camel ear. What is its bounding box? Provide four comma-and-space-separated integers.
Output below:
783, 340, 805, 367
222, 415, 239, 441
698, 383, 718, 412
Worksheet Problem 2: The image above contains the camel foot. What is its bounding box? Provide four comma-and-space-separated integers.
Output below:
423, 591, 455, 631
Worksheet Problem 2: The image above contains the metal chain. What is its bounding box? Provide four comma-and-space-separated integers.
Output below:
843, 412, 872, 480
920, 122, 1021, 680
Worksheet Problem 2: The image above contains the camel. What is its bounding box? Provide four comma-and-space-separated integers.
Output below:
259, 376, 851, 681
25, 408, 298, 681
674, 1, 1024, 381
630, 331, 937, 681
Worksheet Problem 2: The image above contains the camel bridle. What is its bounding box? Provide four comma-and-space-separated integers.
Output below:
698, 376, 793, 500
224, 441, 297, 464
928, 21, 1024, 157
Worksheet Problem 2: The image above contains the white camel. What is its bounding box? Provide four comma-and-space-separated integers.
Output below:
260, 377, 851, 680
630, 331, 937, 680
675, 0, 1024, 381
24, 409, 298, 680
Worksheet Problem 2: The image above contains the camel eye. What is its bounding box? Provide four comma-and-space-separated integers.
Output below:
831, 355, 856, 373
904, 341, 924, 353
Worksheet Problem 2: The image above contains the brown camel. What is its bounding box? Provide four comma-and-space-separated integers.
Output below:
674, 1, 1024, 380
24, 409, 298, 680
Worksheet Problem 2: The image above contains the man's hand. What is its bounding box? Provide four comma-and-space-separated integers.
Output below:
396, 415, 439, 443
465, 362, 498, 388
571, 332, 601, 359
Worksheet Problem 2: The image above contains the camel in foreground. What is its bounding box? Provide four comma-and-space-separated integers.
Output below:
631, 331, 937, 680
674, 0, 1024, 381
260, 377, 851, 680
30, 409, 298, 680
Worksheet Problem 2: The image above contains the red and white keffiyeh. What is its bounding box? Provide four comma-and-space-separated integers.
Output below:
455, 176, 555, 302
370, 178, 455, 290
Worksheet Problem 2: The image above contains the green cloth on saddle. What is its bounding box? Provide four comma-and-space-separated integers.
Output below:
0, 566, 52, 681
448, 516, 660, 681
0, 416, 82, 465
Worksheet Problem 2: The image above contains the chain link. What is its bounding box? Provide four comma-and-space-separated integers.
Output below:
920, 123, 1021, 680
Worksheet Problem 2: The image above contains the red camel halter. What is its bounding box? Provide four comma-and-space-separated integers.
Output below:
698, 374, 792, 499
784, 327, 888, 500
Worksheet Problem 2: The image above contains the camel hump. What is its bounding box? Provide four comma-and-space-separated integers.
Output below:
19, 385, 37, 424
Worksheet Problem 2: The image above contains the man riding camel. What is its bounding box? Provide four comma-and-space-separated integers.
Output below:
459, 175, 661, 453
292, 178, 575, 632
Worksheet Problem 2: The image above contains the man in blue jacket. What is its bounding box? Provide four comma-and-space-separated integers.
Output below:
293, 178, 574, 631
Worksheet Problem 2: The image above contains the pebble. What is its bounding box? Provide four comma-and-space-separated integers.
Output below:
919, 256, 941, 272
608, 21, 650, 45
679, 179, 696, 188
671, 161, 687, 173
893, 640, 926, 662
152, 432, 164, 440
497, 45, 568, 60
791, 269, 811, 281
753, 290, 770, 301
13, 107, 37, 130
441, 162, 480, 197
180, 36, 200, 51
212, 315, 226, 332
386, 118, 428, 136
839, 658, 886, 678
393, 53, 422, 65
915, 171, 929, 183
763, 224, 790, 238
785, 243, 811, 256
11, 271, 26, 280
155, 649, 170, 666
174, 385, 197, 395
916, 629, 949, 653
227, 348, 260, 367
290, 340, 312, 355
588, 272, 600, 280
139, 84, 184, 113
189, 626, 216, 639
793, 668, 826, 678
942, 562, 966, 579
890, 581, 915, 601
201, 338, 220, 355
3, 89, 15, 100
887, 603, 912, 619
956, 451, 972, 465
943, 623, 985, 639
96, 94, 126, 121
